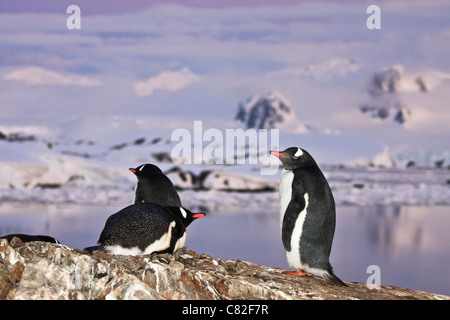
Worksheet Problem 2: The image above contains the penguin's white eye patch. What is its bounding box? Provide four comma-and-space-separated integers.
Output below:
294, 148, 303, 158
179, 207, 187, 218
139, 164, 146, 172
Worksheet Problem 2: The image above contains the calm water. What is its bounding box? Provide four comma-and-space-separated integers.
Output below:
0, 202, 449, 296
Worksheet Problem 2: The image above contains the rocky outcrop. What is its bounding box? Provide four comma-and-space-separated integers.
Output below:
0, 238, 448, 300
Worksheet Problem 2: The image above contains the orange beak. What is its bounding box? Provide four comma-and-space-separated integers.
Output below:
269, 151, 285, 157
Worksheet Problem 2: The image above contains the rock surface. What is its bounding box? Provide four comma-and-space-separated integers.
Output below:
0, 238, 448, 300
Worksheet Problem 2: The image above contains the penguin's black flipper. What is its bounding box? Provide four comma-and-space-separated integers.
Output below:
323, 270, 348, 287
281, 196, 306, 252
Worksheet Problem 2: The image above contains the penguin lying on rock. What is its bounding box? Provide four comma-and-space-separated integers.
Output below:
270, 147, 347, 286
129, 163, 181, 207
84, 203, 205, 255
0, 233, 60, 244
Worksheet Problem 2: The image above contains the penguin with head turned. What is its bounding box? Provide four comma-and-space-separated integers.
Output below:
129, 163, 182, 207
84, 203, 205, 255
270, 147, 347, 286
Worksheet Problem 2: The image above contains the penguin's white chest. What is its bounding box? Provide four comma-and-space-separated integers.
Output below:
285, 193, 309, 269
279, 169, 310, 269
279, 169, 294, 227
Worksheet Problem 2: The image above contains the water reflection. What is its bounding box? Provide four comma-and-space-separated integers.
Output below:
0, 202, 449, 296
337, 205, 450, 295
366, 205, 402, 245
355, 205, 447, 260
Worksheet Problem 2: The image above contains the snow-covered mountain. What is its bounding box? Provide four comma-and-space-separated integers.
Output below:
235, 91, 309, 133
360, 65, 450, 125
360, 65, 414, 125
1, 115, 449, 208
1, 73, 449, 208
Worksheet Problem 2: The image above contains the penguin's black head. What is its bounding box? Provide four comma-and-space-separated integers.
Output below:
166, 206, 206, 227
269, 147, 317, 170
129, 164, 163, 178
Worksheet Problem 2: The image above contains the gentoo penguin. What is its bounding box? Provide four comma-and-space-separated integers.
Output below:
0, 233, 60, 244
84, 203, 205, 255
129, 163, 182, 207
270, 147, 346, 286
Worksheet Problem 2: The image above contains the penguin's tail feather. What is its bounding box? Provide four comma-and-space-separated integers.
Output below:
323, 270, 348, 287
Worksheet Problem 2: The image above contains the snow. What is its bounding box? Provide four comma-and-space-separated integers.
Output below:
235, 91, 307, 132
0, 120, 449, 209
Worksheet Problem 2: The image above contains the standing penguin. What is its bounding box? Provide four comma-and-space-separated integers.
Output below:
129, 163, 182, 207
84, 203, 205, 255
270, 147, 346, 286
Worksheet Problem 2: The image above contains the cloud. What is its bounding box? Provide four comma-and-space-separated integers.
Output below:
268, 57, 362, 81
134, 67, 200, 97
4, 66, 101, 87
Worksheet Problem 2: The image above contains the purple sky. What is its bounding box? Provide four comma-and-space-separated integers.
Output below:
0, 0, 362, 15
0, 0, 449, 155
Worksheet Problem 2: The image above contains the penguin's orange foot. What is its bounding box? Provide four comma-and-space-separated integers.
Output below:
283, 269, 313, 277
